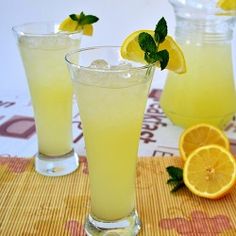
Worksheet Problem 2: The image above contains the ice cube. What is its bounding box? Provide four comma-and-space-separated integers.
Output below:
110, 61, 132, 70
89, 59, 110, 69
109, 61, 133, 79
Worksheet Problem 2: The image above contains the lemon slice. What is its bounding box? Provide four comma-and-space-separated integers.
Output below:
120, 30, 186, 74
59, 17, 79, 32
183, 145, 236, 199
82, 24, 93, 36
59, 16, 93, 36
59, 13, 98, 36
217, 0, 236, 10
179, 123, 229, 161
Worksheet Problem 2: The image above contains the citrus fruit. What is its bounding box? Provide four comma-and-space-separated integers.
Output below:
59, 16, 93, 36
183, 145, 236, 199
217, 0, 236, 10
120, 30, 186, 74
82, 24, 93, 36
59, 13, 98, 36
179, 123, 229, 161
59, 17, 79, 32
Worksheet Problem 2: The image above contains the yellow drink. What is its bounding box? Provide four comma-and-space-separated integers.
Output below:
13, 22, 80, 176
67, 47, 155, 234
73, 73, 152, 220
160, 43, 236, 128
19, 34, 80, 156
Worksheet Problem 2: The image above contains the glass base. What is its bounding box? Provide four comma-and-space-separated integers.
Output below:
85, 209, 141, 236
35, 149, 79, 177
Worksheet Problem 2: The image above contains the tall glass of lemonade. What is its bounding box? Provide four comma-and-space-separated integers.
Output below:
66, 46, 155, 235
13, 22, 81, 176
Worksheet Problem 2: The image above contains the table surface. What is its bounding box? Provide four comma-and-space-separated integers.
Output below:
1, 156, 236, 236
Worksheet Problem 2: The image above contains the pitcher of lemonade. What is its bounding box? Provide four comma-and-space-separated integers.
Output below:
160, 0, 236, 129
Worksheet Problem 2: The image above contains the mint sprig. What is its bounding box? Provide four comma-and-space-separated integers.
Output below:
166, 166, 185, 192
139, 32, 157, 54
70, 12, 99, 26
155, 17, 168, 43
69, 14, 80, 22
138, 17, 169, 70
157, 50, 169, 70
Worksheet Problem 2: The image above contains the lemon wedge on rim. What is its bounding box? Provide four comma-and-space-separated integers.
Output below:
59, 13, 98, 36
121, 29, 186, 74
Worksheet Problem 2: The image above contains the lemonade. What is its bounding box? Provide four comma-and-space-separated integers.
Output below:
66, 46, 155, 235
73, 62, 153, 220
160, 43, 236, 128
19, 34, 80, 156
13, 16, 98, 176
159, 0, 236, 128
66, 17, 181, 234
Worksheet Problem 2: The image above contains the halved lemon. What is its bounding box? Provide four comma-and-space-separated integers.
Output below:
217, 0, 236, 10
120, 30, 186, 74
183, 145, 236, 199
179, 123, 229, 161
59, 17, 93, 36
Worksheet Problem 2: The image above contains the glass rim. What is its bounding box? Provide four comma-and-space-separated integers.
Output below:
168, 0, 236, 17
65, 46, 155, 73
12, 21, 82, 37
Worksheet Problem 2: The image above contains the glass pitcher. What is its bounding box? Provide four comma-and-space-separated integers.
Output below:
160, 0, 236, 129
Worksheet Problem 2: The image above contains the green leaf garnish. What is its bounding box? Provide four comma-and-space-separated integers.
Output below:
80, 15, 99, 25
138, 17, 169, 70
69, 14, 80, 21
166, 166, 185, 192
155, 17, 168, 43
144, 52, 158, 64
79, 11, 86, 20
157, 50, 169, 70
167, 166, 183, 180
138, 32, 157, 53
70, 12, 99, 26
171, 182, 185, 192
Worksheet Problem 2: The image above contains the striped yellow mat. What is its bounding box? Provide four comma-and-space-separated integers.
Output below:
0, 157, 236, 236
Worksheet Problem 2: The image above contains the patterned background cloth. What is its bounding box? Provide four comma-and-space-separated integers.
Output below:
0, 88, 236, 159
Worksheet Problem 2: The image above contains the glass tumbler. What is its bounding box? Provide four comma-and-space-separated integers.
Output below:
12, 22, 81, 176
66, 46, 155, 235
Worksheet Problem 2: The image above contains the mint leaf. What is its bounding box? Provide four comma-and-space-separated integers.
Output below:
138, 32, 157, 53
144, 52, 158, 64
166, 166, 185, 192
80, 11, 86, 20
69, 12, 99, 25
167, 178, 179, 184
138, 17, 169, 70
166, 166, 183, 180
79, 15, 99, 25
171, 182, 185, 193
70, 14, 79, 22
155, 17, 168, 43
145, 51, 164, 64
157, 50, 169, 70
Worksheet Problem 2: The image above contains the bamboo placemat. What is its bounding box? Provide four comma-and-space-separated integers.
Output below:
0, 157, 236, 236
